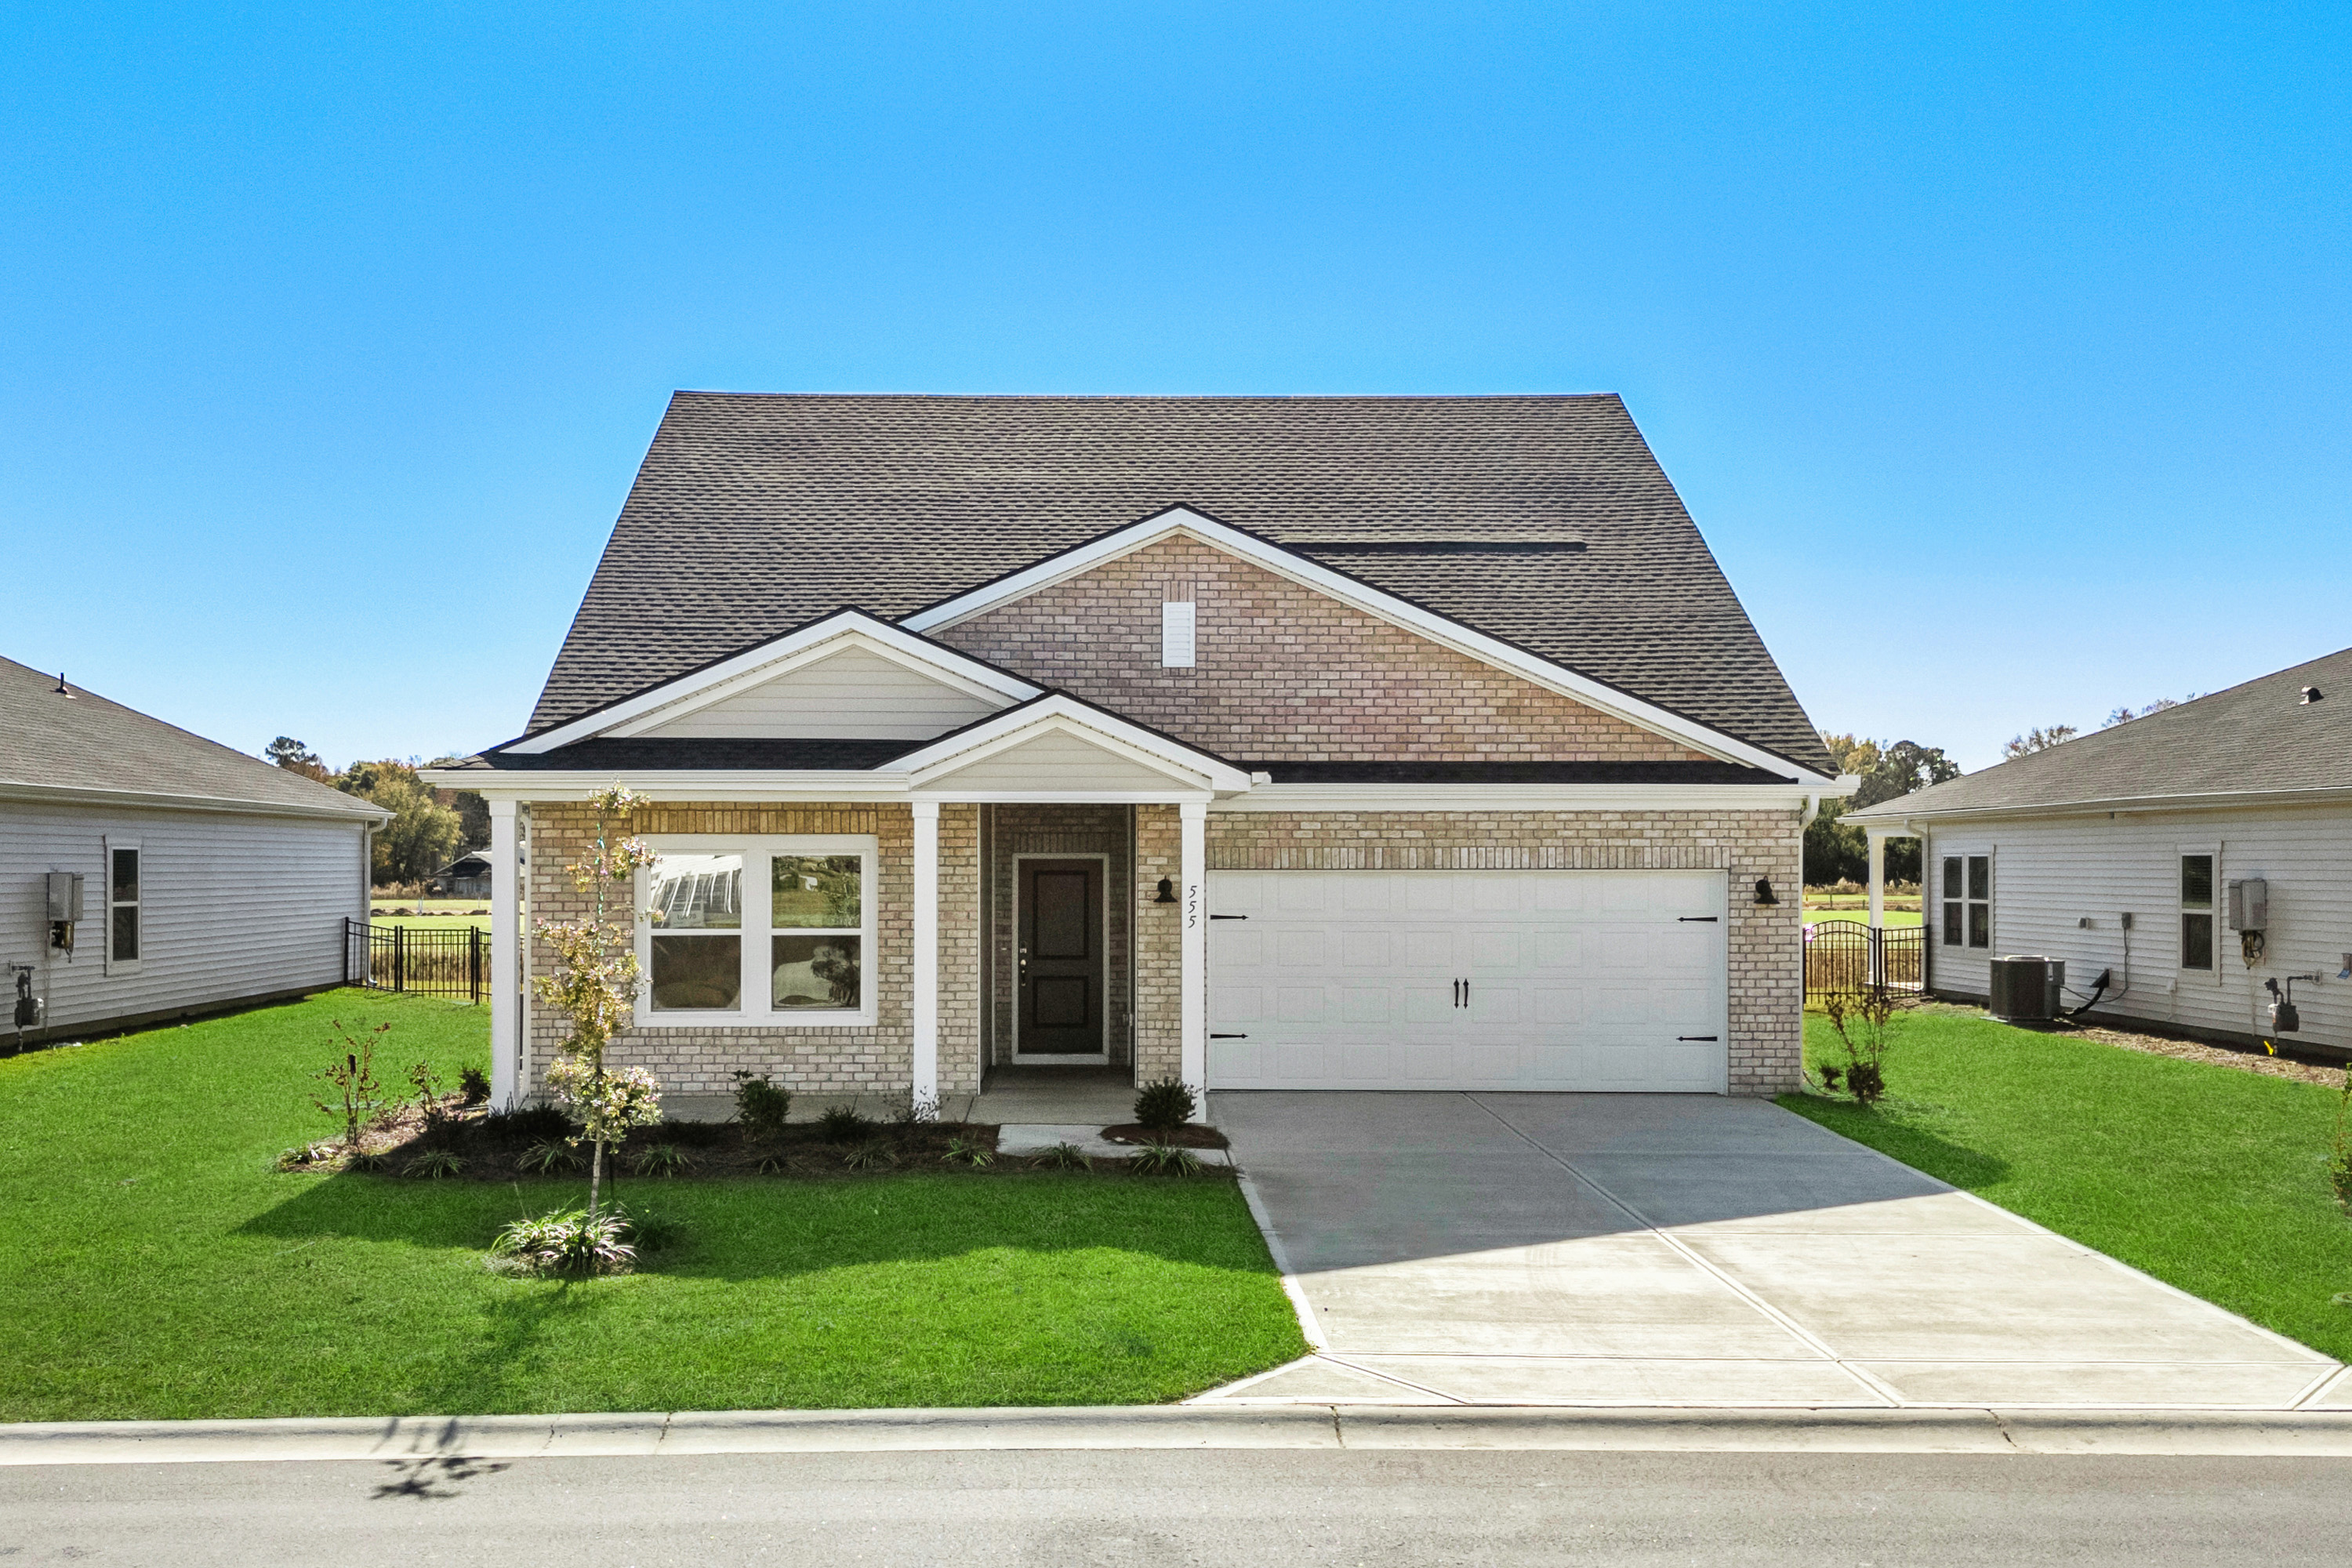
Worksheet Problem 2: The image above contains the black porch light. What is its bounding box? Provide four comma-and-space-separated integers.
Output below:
1752, 877, 1779, 906
1154, 876, 1178, 904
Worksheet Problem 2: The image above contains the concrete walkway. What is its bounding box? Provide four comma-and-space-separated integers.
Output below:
1207, 1091, 2345, 1410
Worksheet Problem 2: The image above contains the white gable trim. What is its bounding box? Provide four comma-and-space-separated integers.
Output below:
902, 506, 1830, 784
508, 611, 1042, 754
884, 695, 1254, 794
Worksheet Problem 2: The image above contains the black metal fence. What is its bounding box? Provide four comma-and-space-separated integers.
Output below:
1804, 919, 1924, 1000
345, 918, 485, 1003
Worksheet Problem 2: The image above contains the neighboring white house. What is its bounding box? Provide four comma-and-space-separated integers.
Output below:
1848, 647, 2351, 1059
1, 656, 388, 1048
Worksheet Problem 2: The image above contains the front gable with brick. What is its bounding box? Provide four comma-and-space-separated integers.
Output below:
426, 394, 1851, 1121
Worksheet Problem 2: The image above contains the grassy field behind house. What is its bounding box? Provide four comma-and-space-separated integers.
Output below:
1782, 1006, 2352, 1361
0, 992, 1304, 1421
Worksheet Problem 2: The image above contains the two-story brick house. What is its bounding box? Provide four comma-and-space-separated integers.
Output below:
426, 394, 1846, 1113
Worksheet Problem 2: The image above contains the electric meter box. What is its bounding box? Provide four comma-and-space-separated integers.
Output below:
2227, 878, 2268, 932
45, 872, 83, 923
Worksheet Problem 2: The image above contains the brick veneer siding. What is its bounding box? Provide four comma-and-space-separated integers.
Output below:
983, 804, 1132, 1067
1205, 807, 1804, 1096
523, 801, 982, 1100
1133, 804, 1184, 1086
937, 535, 1710, 764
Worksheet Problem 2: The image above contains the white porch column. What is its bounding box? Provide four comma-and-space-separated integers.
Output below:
1866, 829, 1888, 929
1179, 799, 1207, 1116
488, 800, 521, 1107
911, 800, 940, 1114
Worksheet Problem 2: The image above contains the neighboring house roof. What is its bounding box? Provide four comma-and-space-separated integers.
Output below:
530, 394, 1831, 773
437, 849, 495, 874
1849, 646, 2352, 822
0, 655, 387, 823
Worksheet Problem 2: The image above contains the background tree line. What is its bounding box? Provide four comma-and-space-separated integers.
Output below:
265, 738, 488, 889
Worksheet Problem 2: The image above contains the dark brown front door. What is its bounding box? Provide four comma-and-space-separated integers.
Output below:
1018, 859, 1103, 1056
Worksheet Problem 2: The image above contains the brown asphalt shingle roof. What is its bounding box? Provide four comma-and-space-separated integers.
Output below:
1849, 646, 2352, 819
0, 655, 384, 821
530, 394, 1832, 774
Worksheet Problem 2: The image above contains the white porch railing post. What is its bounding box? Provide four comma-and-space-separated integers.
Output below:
488, 800, 521, 1106
1179, 799, 1207, 1118
912, 800, 940, 1114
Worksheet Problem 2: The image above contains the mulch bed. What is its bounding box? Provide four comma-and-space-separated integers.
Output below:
280, 1100, 1236, 1180
1098, 1123, 1230, 1149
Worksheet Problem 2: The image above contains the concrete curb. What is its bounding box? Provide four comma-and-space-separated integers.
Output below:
11, 1405, 2352, 1466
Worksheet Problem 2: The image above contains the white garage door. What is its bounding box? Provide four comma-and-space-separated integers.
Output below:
1207, 869, 1729, 1093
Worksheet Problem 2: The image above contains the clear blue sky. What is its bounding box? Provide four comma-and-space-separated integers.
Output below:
5, 3, 2344, 772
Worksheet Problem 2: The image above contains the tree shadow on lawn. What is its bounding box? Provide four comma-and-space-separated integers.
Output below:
1777, 1094, 2014, 1192
234, 1167, 1277, 1284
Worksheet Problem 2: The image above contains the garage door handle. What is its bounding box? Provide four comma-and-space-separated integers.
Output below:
1210, 914, 1247, 920
1210, 1033, 1248, 1039
1677, 1035, 1719, 1042
1677, 916, 1719, 923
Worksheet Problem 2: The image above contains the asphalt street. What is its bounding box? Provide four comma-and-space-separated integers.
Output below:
5, 1447, 2347, 1566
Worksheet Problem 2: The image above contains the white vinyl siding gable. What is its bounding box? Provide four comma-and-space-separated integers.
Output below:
1922, 804, 2350, 1051
637, 645, 1007, 740
2, 801, 365, 1035
924, 730, 1208, 792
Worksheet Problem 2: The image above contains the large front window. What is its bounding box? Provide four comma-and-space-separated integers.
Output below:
639, 837, 876, 1024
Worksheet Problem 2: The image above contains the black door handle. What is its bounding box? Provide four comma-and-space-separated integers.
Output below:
1210, 914, 1247, 920
1677, 1035, 1719, 1042
1678, 916, 1720, 923
1210, 1033, 1248, 1039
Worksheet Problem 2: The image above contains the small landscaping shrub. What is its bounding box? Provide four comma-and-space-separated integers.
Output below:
843, 1140, 898, 1171
1031, 1142, 1092, 1172
755, 1151, 791, 1174
819, 1104, 877, 1143
629, 1142, 694, 1178
944, 1136, 995, 1169
733, 1073, 793, 1140
1133, 1077, 1196, 1133
518, 1138, 582, 1175
1131, 1142, 1203, 1178
894, 1094, 940, 1126
312, 1019, 391, 1147
1820, 988, 1910, 1104
489, 1208, 635, 1277
405, 1060, 445, 1125
458, 1065, 492, 1106
405, 1149, 467, 1179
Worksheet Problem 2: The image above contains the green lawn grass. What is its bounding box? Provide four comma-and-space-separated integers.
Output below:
0, 991, 1304, 1421
1781, 1007, 2352, 1359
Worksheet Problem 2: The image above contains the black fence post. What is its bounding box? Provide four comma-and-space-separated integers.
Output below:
393, 924, 406, 993
470, 926, 482, 1004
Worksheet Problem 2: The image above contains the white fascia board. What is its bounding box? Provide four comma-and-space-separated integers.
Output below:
0, 780, 393, 826
1846, 786, 2352, 827
886, 697, 1254, 792
416, 771, 915, 803
1212, 782, 1820, 814
902, 506, 1831, 785
506, 611, 1041, 753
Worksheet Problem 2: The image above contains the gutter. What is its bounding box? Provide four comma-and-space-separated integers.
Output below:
0, 781, 392, 827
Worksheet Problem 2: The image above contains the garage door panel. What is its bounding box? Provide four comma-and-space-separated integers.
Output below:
1208, 869, 1727, 1093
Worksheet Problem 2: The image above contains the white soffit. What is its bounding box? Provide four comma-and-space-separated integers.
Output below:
510, 612, 1040, 753
901, 506, 1824, 783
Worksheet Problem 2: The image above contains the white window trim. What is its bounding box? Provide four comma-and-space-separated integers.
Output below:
103, 836, 143, 976
2178, 842, 2220, 983
1940, 845, 1993, 951
633, 833, 879, 1029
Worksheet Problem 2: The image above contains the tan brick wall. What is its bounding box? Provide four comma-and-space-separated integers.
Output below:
1133, 804, 1184, 1085
1206, 807, 1804, 1095
984, 804, 1131, 1066
524, 800, 982, 1102
936, 535, 1708, 764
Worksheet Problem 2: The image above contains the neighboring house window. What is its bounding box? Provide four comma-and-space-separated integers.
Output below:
638, 837, 875, 1025
1160, 601, 1196, 667
2180, 853, 2215, 971
1941, 854, 1991, 948
107, 840, 142, 970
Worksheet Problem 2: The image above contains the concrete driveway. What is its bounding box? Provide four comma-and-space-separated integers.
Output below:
1204, 1092, 2347, 1410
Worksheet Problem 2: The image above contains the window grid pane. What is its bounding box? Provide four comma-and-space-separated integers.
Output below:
771, 855, 862, 930
650, 934, 742, 1010
1967, 903, 1991, 949
772, 935, 861, 1010
1967, 856, 1990, 901
2180, 855, 2213, 909
2181, 913, 2214, 971
111, 905, 139, 963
